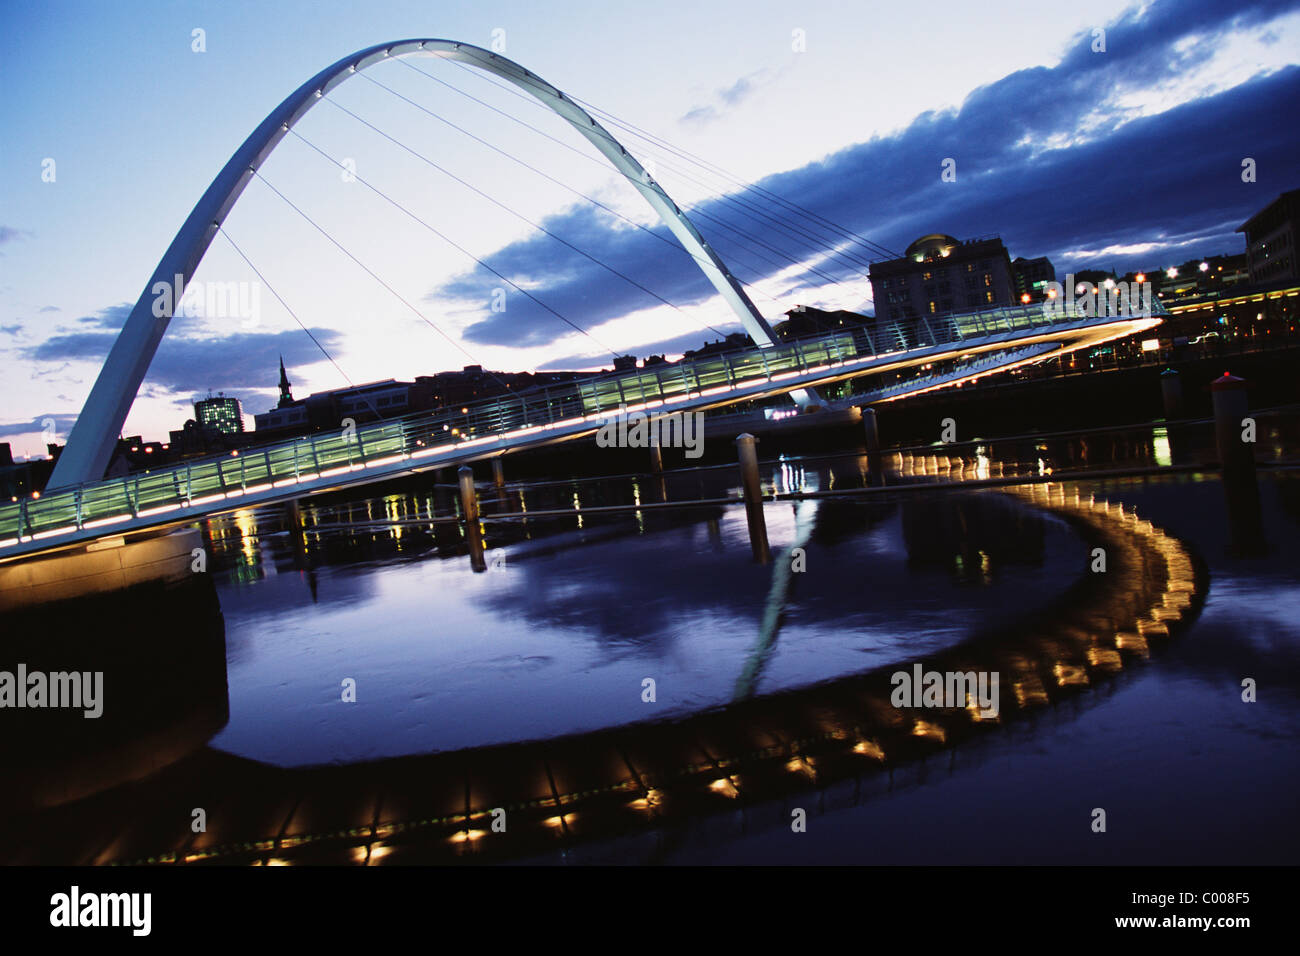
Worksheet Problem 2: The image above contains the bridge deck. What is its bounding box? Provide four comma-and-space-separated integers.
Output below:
0, 302, 1160, 560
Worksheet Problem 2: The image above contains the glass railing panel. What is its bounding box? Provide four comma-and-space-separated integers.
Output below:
586, 379, 624, 413
134, 470, 186, 508
693, 358, 731, 388
617, 377, 649, 404
360, 424, 406, 457
267, 443, 303, 478
639, 371, 669, 401
0, 505, 22, 539
23, 490, 79, 532
78, 480, 133, 520
727, 351, 769, 379
311, 435, 358, 470
656, 369, 689, 396
212, 457, 243, 491
186, 461, 225, 497
238, 453, 271, 486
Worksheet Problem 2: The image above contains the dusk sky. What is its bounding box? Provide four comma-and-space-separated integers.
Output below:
2, 0, 1298, 459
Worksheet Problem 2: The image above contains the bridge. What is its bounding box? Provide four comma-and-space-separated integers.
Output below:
2, 39, 1164, 563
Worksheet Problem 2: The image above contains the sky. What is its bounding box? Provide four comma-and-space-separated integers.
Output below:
1, 0, 1298, 459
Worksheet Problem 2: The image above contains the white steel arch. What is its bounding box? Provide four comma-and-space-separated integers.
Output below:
50, 39, 789, 489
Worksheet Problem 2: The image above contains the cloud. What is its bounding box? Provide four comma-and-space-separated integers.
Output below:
0, 226, 34, 248
74, 302, 132, 329
38, 305, 60, 314
679, 67, 775, 126
0, 413, 77, 439
433, 206, 718, 348
424, 0, 1300, 350
31, 361, 70, 379
23, 320, 345, 402
1, 324, 22, 336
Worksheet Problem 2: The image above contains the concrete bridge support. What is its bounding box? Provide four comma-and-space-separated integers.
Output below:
0, 527, 203, 611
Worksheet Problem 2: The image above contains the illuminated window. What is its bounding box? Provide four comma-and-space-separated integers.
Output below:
929, 301, 937, 313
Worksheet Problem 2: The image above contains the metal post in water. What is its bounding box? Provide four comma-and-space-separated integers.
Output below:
492, 457, 506, 489
458, 466, 479, 523
1212, 372, 1255, 480
861, 406, 880, 454
284, 498, 307, 568
458, 465, 486, 572
1160, 368, 1184, 419
736, 433, 770, 563
861, 406, 884, 483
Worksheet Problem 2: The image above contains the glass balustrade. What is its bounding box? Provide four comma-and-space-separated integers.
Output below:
0, 301, 1133, 545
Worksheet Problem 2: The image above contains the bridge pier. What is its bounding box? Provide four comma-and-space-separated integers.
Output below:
736, 433, 770, 564
0, 527, 203, 611
285, 498, 303, 532
647, 441, 668, 501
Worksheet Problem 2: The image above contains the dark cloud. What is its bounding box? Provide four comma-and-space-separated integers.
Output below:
0, 413, 77, 439
436, 206, 718, 348
427, 0, 1300, 352
1, 324, 22, 336
75, 303, 132, 329
24, 323, 345, 402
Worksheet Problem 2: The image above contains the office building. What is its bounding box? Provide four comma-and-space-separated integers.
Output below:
869, 234, 1017, 322
194, 394, 245, 435
1237, 188, 1300, 285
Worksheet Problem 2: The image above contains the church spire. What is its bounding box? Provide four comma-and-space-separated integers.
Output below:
277, 355, 294, 408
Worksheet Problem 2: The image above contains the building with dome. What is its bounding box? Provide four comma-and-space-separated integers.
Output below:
869, 234, 1018, 323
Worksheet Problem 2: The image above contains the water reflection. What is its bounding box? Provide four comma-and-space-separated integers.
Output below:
6, 451, 1299, 865
47, 475, 1209, 865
